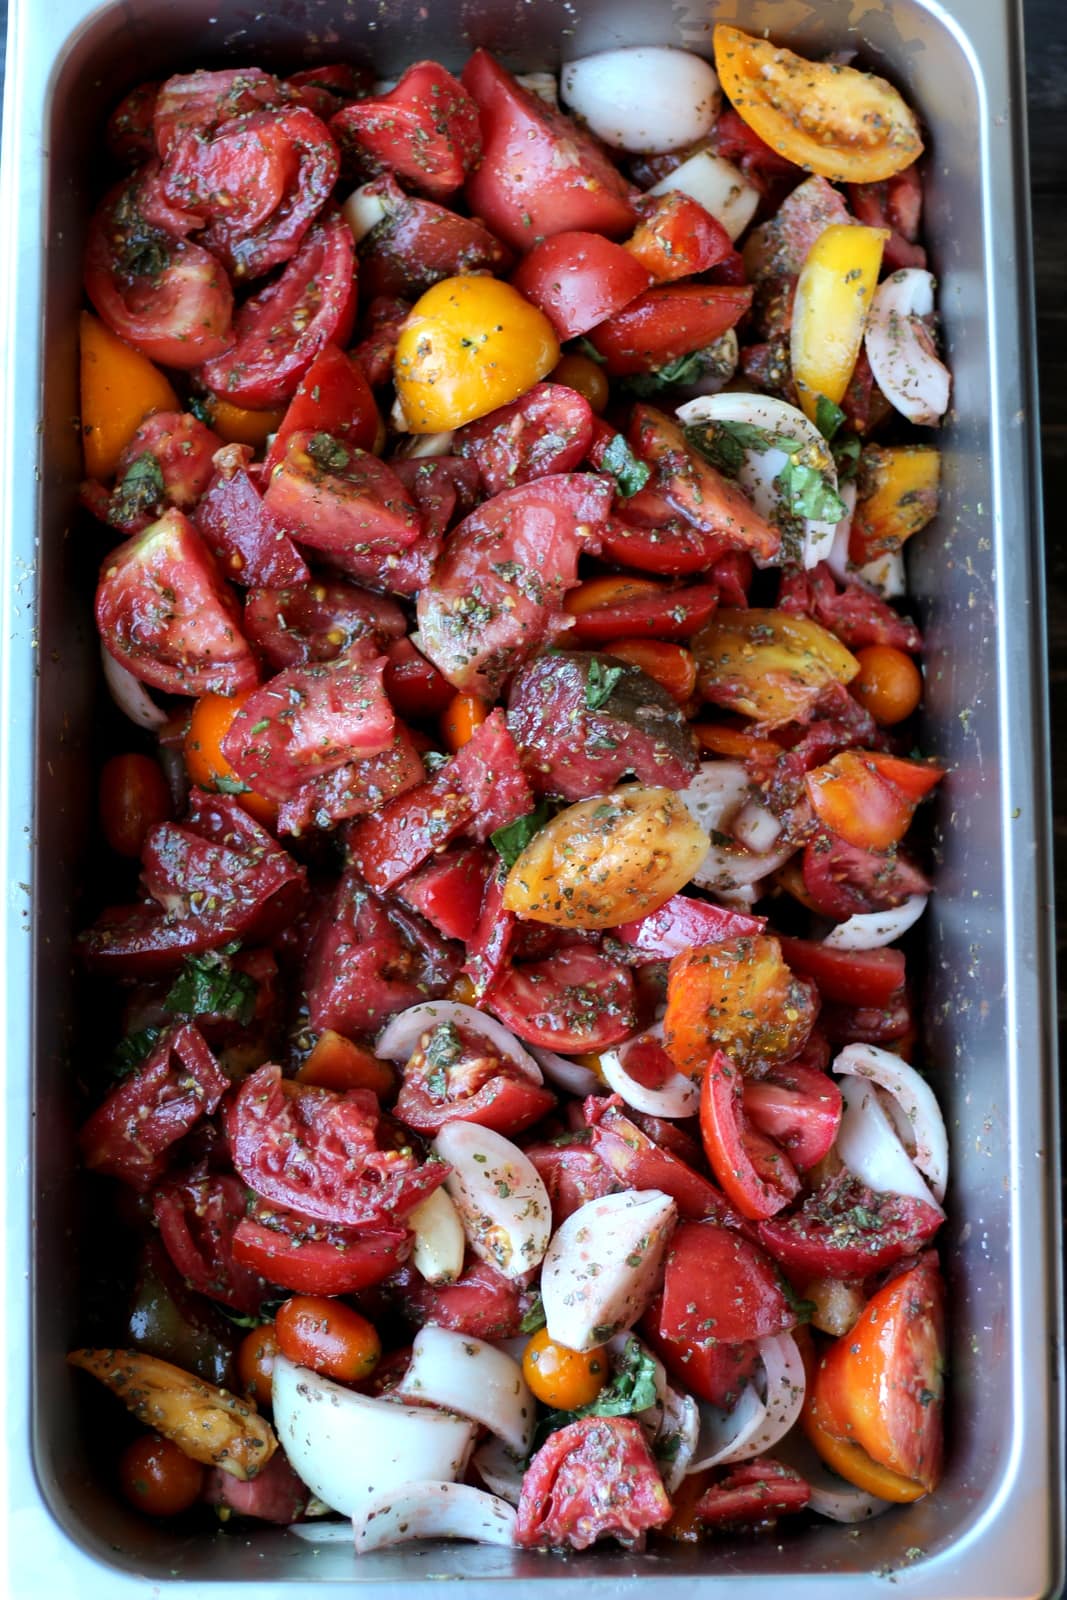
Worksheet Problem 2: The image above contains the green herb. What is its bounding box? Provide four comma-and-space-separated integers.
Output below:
249, 719, 270, 736
833, 432, 862, 482
814, 394, 847, 442
425, 1020, 462, 1070
532, 1336, 660, 1449
600, 434, 650, 498
306, 432, 351, 473
584, 658, 625, 711
519, 1292, 547, 1334
110, 452, 165, 523
491, 801, 555, 868
214, 774, 251, 796
623, 349, 709, 398
775, 454, 847, 523
109, 1025, 162, 1079
654, 1432, 683, 1463
575, 337, 606, 365
187, 396, 214, 426
164, 948, 258, 1025
780, 1278, 816, 1326
684, 418, 800, 478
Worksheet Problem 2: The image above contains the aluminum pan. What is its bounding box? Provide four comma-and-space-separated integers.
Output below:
0, 0, 1060, 1594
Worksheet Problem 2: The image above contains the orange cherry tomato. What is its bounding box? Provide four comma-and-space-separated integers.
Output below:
805, 749, 943, 851
809, 1253, 944, 1494
295, 1030, 396, 1098
851, 645, 923, 725
522, 1327, 608, 1410
205, 397, 287, 449
274, 1295, 381, 1383
564, 575, 662, 617
441, 692, 490, 752
236, 1323, 279, 1410
118, 1432, 205, 1517
99, 752, 172, 858
184, 690, 277, 826
549, 352, 610, 413
665, 935, 819, 1073
603, 638, 697, 704
692, 722, 782, 763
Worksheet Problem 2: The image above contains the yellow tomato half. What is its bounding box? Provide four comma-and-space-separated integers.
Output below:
394, 276, 560, 433
791, 223, 888, 422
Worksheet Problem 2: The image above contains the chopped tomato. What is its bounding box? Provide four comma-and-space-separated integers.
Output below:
454, 383, 594, 495
741, 1061, 842, 1172
602, 638, 696, 704
232, 1199, 410, 1295
777, 936, 906, 1009
660, 1220, 795, 1346
523, 1138, 618, 1225
692, 1459, 811, 1528
106, 81, 160, 164
628, 406, 780, 561
803, 1403, 927, 1504
665, 937, 818, 1074
598, 515, 730, 578
107, 411, 223, 532
194, 446, 309, 589
698, 1051, 802, 1221
564, 579, 720, 644
394, 1016, 556, 1137
585, 1096, 733, 1222
264, 344, 381, 476
99, 753, 173, 858
183, 689, 275, 826
356, 176, 513, 302
800, 832, 929, 920
516, 1417, 671, 1550
625, 191, 734, 283
391, 1254, 527, 1340
586, 283, 753, 375
486, 947, 636, 1053
462, 865, 517, 1001
778, 560, 923, 655
642, 1295, 759, 1409
806, 749, 943, 851
296, 1030, 396, 1097
263, 430, 420, 559
614, 895, 765, 958
395, 845, 493, 942
382, 635, 456, 720
512, 232, 652, 341
244, 581, 406, 672
331, 61, 481, 198
153, 67, 289, 157
757, 1172, 943, 1279
153, 1173, 269, 1315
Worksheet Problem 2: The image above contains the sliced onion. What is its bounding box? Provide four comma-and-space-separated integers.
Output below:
515, 71, 559, 107
858, 549, 906, 597
732, 798, 782, 855
650, 149, 759, 242
529, 1045, 601, 1098
773, 1431, 893, 1524
408, 1187, 466, 1286
834, 1042, 948, 1201
354, 1481, 517, 1552
676, 393, 840, 569
341, 180, 398, 243
376, 1002, 543, 1084
835, 1075, 941, 1210
394, 1326, 534, 1455
599, 1021, 699, 1118
672, 329, 740, 401
272, 1355, 475, 1520
825, 480, 858, 583
472, 1435, 526, 1507
101, 645, 167, 730
687, 1382, 766, 1472
395, 429, 456, 460
605, 1333, 698, 1492
287, 1520, 354, 1544
433, 1123, 551, 1279
541, 1189, 677, 1352
823, 894, 928, 951
561, 48, 720, 154
677, 759, 751, 835
864, 269, 951, 427
693, 836, 797, 895
739, 1333, 806, 1459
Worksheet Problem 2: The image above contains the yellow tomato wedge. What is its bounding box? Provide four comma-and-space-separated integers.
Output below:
693, 608, 859, 727
80, 311, 178, 479
713, 26, 923, 183
791, 223, 888, 422
803, 1399, 927, 1504
394, 276, 560, 433
850, 444, 941, 563
206, 397, 287, 448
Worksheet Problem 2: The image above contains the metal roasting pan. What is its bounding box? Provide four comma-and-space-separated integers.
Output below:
0, 0, 1061, 1594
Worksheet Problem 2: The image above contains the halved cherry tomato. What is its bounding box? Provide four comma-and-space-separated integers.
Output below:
295, 1031, 396, 1098
331, 61, 481, 198
523, 1327, 608, 1409
515, 1416, 671, 1550
236, 1323, 279, 1409
550, 352, 610, 413
805, 749, 943, 851
665, 936, 818, 1074
614, 893, 764, 957
99, 753, 173, 858
184, 690, 277, 826
586, 284, 753, 375
851, 644, 923, 725
512, 232, 652, 341
119, 1433, 205, 1517
602, 639, 696, 704
698, 1050, 802, 1220
625, 191, 734, 283
441, 693, 490, 752
275, 1294, 381, 1383
660, 1220, 795, 1345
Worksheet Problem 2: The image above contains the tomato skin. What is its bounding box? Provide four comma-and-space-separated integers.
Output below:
625, 191, 734, 283
741, 1062, 843, 1173
757, 1172, 943, 1280
154, 67, 289, 157
107, 81, 160, 164
275, 1294, 381, 1383
665, 937, 819, 1075
586, 1097, 734, 1223
331, 62, 480, 198
516, 1416, 671, 1550
232, 1199, 410, 1296
512, 232, 652, 341
486, 947, 636, 1054
803, 1401, 927, 1503
806, 749, 942, 851
565, 581, 720, 644
264, 344, 381, 476
660, 1220, 794, 1346
236, 1324, 279, 1409
587, 284, 753, 375
454, 383, 595, 496
119, 1433, 205, 1517
99, 753, 173, 858
462, 50, 637, 253
185, 690, 277, 826
152, 1173, 270, 1315
777, 936, 906, 1009
699, 1051, 802, 1221
523, 1328, 608, 1410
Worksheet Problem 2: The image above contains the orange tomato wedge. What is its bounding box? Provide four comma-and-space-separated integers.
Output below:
80, 311, 178, 479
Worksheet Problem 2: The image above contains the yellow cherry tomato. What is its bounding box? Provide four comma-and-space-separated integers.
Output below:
550, 352, 610, 413
522, 1327, 608, 1410
394, 277, 560, 434
790, 223, 888, 422
713, 26, 923, 183
851, 644, 923, 725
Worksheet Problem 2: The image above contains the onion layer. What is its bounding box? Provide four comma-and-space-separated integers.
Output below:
833, 1041, 948, 1201
541, 1189, 677, 1352
864, 269, 951, 426
394, 1326, 535, 1455
433, 1122, 552, 1279
599, 1021, 699, 1118
354, 1481, 517, 1552
822, 894, 927, 951
834, 1075, 942, 1210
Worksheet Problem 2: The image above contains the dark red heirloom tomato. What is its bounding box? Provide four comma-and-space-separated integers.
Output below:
106, 80, 160, 164
264, 344, 381, 475
628, 406, 780, 561
391, 1254, 527, 1340
244, 582, 405, 672
382, 636, 456, 720
564, 578, 720, 644
693, 1459, 811, 1529
287, 63, 372, 117
194, 446, 310, 589
757, 1172, 943, 1280
625, 190, 735, 283
99, 753, 172, 859
226, 1062, 448, 1227
699, 1050, 803, 1221
84, 175, 234, 369
395, 845, 493, 944
462, 865, 517, 1001
454, 383, 595, 495
263, 430, 420, 560
660, 1220, 795, 1347
232, 1199, 410, 1296
353, 294, 411, 388
515, 1417, 671, 1551
597, 515, 729, 579
79, 1024, 227, 1190
153, 67, 289, 158
777, 936, 906, 1010
331, 62, 481, 198
200, 209, 357, 407
107, 412, 224, 535
201, 1449, 309, 1526
462, 50, 638, 253
614, 894, 765, 959
523, 1138, 618, 1225
641, 1293, 759, 1410
486, 947, 636, 1054
153, 1173, 270, 1315
587, 284, 754, 375
800, 834, 930, 920
778, 561, 923, 654
394, 1017, 556, 1138
741, 1061, 842, 1173
356, 174, 513, 302
512, 233, 651, 341
96, 509, 257, 697
585, 1097, 733, 1223
849, 166, 927, 271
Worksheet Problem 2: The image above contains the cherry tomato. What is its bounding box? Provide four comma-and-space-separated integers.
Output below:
119, 1432, 205, 1517
550, 352, 609, 413
236, 1323, 279, 1409
603, 638, 696, 704
204, 397, 287, 448
184, 690, 277, 826
851, 644, 923, 724
274, 1294, 382, 1383
394, 276, 560, 434
522, 1326, 608, 1409
98, 753, 172, 858
441, 692, 490, 752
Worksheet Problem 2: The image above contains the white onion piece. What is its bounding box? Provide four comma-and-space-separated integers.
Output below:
472, 1435, 526, 1507
376, 1002, 543, 1084
529, 1045, 601, 1098
677, 759, 750, 835
272, 1356, 475, 1520
739, 1334, 806, 1460
773, 1431, 892, 1524
599, 1021, 699, 1118
287, 1520, 355, 1544
858, 549, 906, 597
825, 480, 858, 583
433, 1123, 552, 1279
864, 269, 951, 426
101, 645, 167, 730
394, 1327, 534, 1454
650, 149, 759, 241
732, 798, 782, 855
687, 1383, 766, 1473
676, 392, 840, 568
835, 1076, 941, 1210
516, 71, 559, 107
541, 1189, 677, 1352
408, 1188, 466, 1286
693, 835, 797, 894
395, 430, 455, 460
823, 894, 928, 951
605, 1333, 698, 1492
354, 1481, 517, 1553
561, 48, 720, 153
834, 1042, 948, 1202
341, 180, 397, 243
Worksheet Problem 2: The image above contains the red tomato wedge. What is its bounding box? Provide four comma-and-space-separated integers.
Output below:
757, 1172, 943, 1279
516, 1417, 671, 1551
394, 1021, 556, 1137
699, 1050, 802, 1220
194, 447, 309, 589
264, 430, 421, 558
231, 1200, 411, 1296
153, 1173, 269, 1314
486, 947, 636, 1053
454, 383, 595, 495
585, 1096, 734, 1222
660, 1219, 795, 1345
741, 1061, 842, 1173
625, 190, 735, 283
777, 936, 907, 1009
264, 344, 381, 475
244, 581, 406, 672
512, 232, 652, 340
806, 749, 944, 851
587, 284, 753, 375
331, 61, 481, 198
153, 67, 289, 157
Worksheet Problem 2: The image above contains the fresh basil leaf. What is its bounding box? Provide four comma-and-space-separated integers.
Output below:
530, 1335, 660, 1451
187, 396, 214, 427
775, 455, 847, 524
306, 432, 351, 473
685, 421, 746, 476
600, 434, 651, 498
584, 658, 625, 711
575, 337, 607, 365
109, 1025, 162, 1079
491, 801, 555, 869
214, 774, 252, 796
833, 432, 862, 482
164, 948, 258, 1026
814, 394, 847, 442
519, 1292, 547, 1334
622, 349, 709, 398
780, 1277, 816, 1326
110, 452, 166, 524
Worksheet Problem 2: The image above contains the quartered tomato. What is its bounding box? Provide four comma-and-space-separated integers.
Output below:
331, 61, 481, 198
263, 430, 420, 562
512, 232, 652, 341
805, 749, 944, 851
516, 1417, 671, 1551
194, 447, 309, 590
614, 893, 764, 958
486, 947, 636, 1053
698, 1051, 802, 1220
800, 833, 930, 921
287, 63, 372, 117
625, 191, 735, 283
778, 561, 924, 655
232, 1199, 410, 1295
152, 1173, 269, 1315
660, 1220, 794, 1346
642, 1295, 759, 1410
264, 343, 381, 475
777, 936, 906, 1009
396, 846, 493, 943
296, 1031, 397, 1097
243, 581, 405, 672
665, 936, 818, 1074
757, 1172, 943, 1280
524, 1138, 619, 1225
355, 175, 513, 302
394, 1015, 556, 1136
586, 284, 753, 375
454, 383, 594, 495
585, 1097, 731, 1222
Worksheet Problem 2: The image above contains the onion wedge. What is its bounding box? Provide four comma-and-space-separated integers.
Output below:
101, 645, 167, 730
684, 1332, 805, 1473
433, 1123, 551, 1279
864, 269, 951, 427
834, 1041, 948, 1201
835, 1075, 942, 1210
541, 1189, 677, 1352
354, 1481, 517, 1552
394, 1326, 534, 1455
